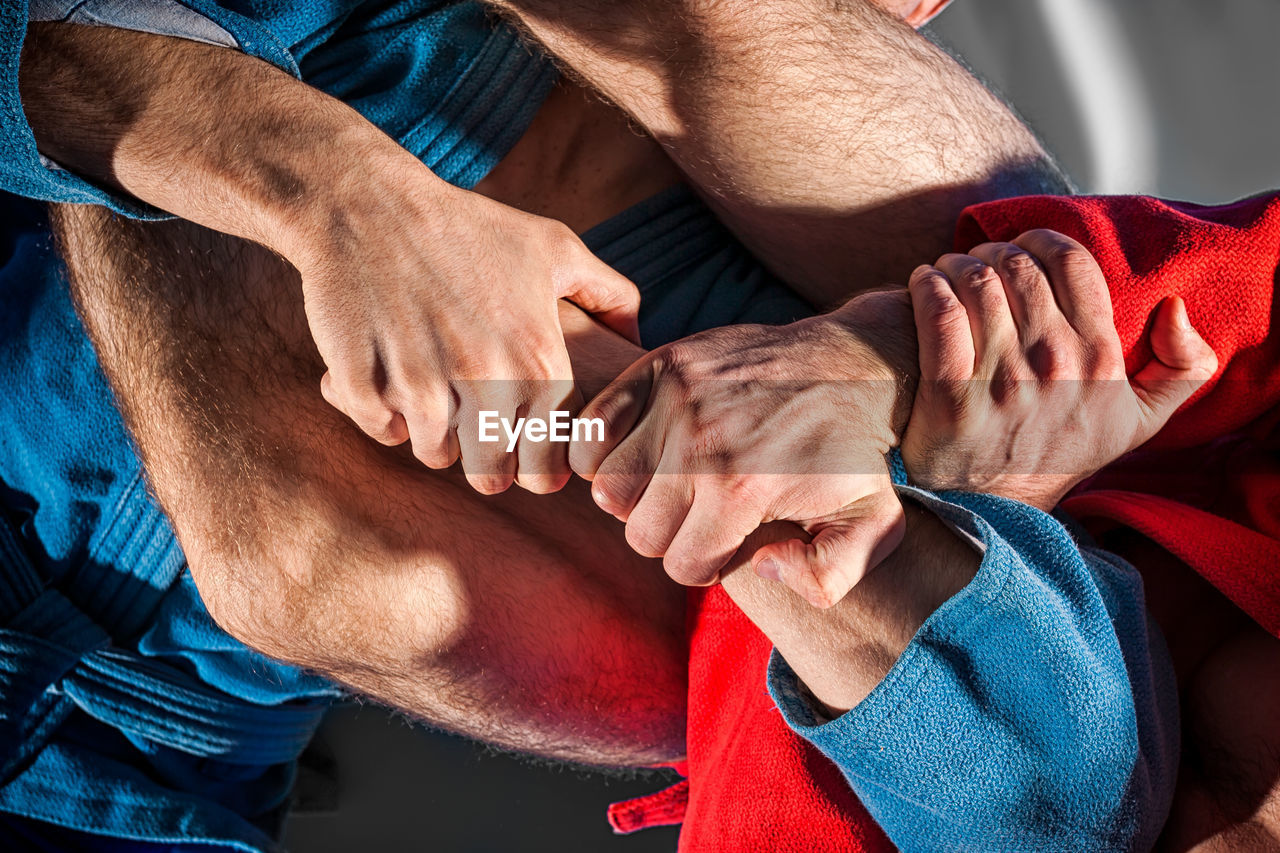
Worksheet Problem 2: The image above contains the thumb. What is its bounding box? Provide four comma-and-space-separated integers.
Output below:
558, 256, 642, 345
751, 491, 906, 609
1130, 296, 1218, 444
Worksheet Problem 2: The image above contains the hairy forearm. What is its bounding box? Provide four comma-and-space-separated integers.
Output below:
52, 205, 687, 767
492, 0, 1068, 304
20, 22, 437, 267
725, 502, 978, 714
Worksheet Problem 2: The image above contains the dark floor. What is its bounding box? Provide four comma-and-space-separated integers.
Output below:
283, 704, 681, 852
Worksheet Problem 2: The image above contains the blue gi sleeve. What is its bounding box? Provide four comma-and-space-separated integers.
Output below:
3, 0, 304, 216
767, 485, 1180, 852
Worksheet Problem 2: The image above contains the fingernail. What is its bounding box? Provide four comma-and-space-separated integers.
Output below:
755, 558, 781, 582
592, 486, 614, 511
1171, 297, 1191, 330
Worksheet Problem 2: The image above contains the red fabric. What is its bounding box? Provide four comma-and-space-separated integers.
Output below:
617, 192, 1280, 849
959, 193, 1280, 638
607, 779, 689, 834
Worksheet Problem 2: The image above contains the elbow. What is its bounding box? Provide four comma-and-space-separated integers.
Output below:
185, 537, 319, 666
185, 524, 472, 675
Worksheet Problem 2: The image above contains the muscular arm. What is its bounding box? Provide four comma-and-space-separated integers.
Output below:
63, 192, 1170, 851
26, 13, 973, 763
19, 22, 398, 269
53, 202, 690, 766
21, 21, 648, 494
53, 196, 979, 768
490, 0, 1069, 304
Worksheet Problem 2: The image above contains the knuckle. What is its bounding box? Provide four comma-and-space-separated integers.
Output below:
1041, 240, 1096, 275
544, 220, 582, 262
958, 264, 1001, 292
923, 288, 968, 326
404, 384, 448, 417
353, 404, 401, 440
995, 246, 1041, 279
686, 427, 735, 474
1026, 338, 1076, 380
413, 439, 454, 470
655, 340, 692, 374
988, 365, 1029, 406
1086, 344, 1125, 380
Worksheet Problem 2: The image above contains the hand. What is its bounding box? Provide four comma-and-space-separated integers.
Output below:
18, 22, 641, 497
901, 230, 1218, 510
297, 174, 641, 495
570, 291, 918, 609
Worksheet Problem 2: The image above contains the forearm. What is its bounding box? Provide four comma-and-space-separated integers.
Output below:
492, 0, 1068, 304
764, 489, 1179, 850
52, 204, 687, 767
20, 22, 439, 266
724, 499, 979, 713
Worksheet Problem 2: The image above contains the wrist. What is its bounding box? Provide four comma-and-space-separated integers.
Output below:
821, 290, 920, 444
259, 125, 450, 275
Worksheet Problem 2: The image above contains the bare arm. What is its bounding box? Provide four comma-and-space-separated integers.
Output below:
490, 0, 1070, 304
21, 21, 640, 494
30, 15, 972, 763
53, 201, 688, 766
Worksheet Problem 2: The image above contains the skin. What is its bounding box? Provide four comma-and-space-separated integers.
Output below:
21, 22, 640, 495
17, 0, 1076, 721
568, 233, 1215, 608
20, 18, 966, 764
487, 0, 1070, 306
20, 3, 1276, 846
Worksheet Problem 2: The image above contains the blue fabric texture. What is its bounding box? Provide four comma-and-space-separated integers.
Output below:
3, 0, 555, 215
30, 1, 239, 48
0, 196, 340, 851
767, 485, 1180, 852
581, 184, 812, 345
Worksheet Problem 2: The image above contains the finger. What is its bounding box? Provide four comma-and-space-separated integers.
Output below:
403, 399, 458, 469
662, 482, 770, 587
558, 249, 643, 346
590, 410, 666, 520
624, 465, 695, 563
967, 242, 1063, 347
908, 264, 974, 381
1011, 230, 1113, 341
933, 253, 1018, 375
514, 380, 580, 494
455, 384, 519, 495
321, 370, 409, 446
569, 358, 655, 481
1129, 297, 1219, 447
752, 488, 906, 609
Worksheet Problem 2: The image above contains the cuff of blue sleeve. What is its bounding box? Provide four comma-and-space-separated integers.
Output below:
766, 485, 1006, 740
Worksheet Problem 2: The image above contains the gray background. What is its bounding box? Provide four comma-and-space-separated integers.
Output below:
285, 1, 1280, 850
